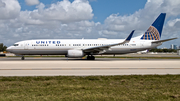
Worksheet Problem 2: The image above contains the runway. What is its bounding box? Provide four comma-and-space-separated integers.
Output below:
0, 57, 180, 76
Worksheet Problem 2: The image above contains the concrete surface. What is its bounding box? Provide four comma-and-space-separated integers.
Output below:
0, 57, 180, 76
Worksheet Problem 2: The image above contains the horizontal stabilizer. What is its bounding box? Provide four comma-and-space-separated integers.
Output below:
152, 37, 178, 43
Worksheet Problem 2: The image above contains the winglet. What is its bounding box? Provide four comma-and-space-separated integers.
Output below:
125, 30, 135, 42
118, 30, 135, 44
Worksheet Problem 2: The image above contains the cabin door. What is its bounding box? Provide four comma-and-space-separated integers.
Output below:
140, 41, 145, 48
24, 42, 29, 50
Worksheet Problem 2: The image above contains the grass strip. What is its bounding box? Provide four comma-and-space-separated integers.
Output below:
0, 75, 180, 101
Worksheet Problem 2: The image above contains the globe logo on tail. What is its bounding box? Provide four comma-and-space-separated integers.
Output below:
141, 26, 160, 40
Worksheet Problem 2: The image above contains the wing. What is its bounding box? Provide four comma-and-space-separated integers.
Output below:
152, 37, 178, 43
83, 30, 135, 54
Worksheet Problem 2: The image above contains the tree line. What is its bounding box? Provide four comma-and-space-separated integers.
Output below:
149, 48, 177, 53
0, 43, 7, 52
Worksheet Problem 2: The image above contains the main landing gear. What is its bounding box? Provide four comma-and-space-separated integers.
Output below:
87, 55, 95, 60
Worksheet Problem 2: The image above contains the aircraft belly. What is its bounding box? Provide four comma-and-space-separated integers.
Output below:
103, 48, 145, 54
11, 49, 67, 55
28, 50, 67, 55
105, 48, 131, 54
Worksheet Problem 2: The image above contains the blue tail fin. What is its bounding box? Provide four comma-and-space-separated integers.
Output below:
141, 13, 166, 40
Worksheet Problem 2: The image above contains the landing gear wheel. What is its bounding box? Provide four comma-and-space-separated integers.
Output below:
87, 56, 95, 60
21, 56, 25, 60
91, 56, 95, 60
87, 56, 90, 60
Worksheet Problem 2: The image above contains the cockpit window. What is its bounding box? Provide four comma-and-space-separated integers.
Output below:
13, 44, 19, 46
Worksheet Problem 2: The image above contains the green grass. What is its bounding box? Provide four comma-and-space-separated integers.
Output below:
0, 75, 180, 101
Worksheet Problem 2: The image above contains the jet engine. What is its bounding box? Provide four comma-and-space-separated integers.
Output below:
67, 50, 84, 58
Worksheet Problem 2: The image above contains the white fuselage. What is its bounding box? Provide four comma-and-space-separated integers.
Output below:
7, 38, 162, 56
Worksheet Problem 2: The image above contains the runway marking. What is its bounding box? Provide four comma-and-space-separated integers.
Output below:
0, 57, 6, 58
120, 58, 125, 59
0, 68, 180, 70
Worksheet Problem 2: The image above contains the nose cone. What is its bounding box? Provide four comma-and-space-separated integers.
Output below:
6, 46, 13, 52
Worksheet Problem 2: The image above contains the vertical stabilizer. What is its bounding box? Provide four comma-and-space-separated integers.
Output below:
141, 13, 166, 40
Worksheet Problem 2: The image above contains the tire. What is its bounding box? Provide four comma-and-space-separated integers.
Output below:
87, 56, 95, 60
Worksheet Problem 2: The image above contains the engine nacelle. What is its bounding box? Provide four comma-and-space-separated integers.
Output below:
67, 50, 84, 58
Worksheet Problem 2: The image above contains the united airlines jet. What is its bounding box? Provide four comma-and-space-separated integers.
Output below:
7, 13, 177, 60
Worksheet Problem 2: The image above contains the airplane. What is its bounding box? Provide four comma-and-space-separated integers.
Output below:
7, 13, 177, 60
137, 49, 148, 54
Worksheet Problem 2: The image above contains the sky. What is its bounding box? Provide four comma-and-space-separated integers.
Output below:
0, 0, 180, 48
